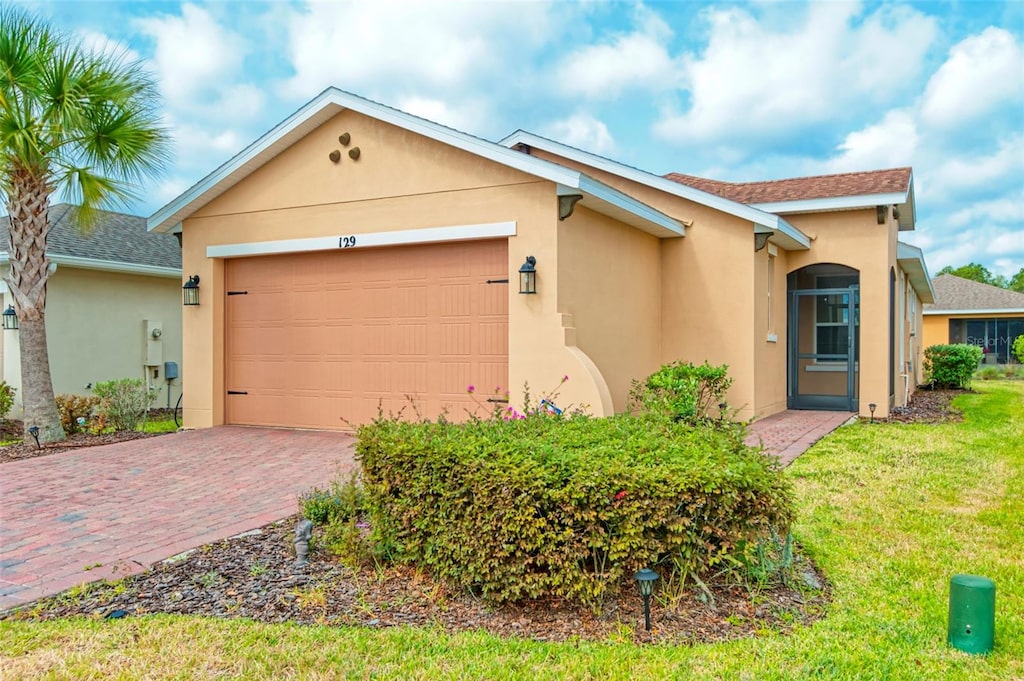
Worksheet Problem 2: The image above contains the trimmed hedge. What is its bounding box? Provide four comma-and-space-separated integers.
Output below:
924, 344, 983, 388
357, 413, 792, 606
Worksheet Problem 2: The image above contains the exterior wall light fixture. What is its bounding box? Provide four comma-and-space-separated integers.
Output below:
634, 568, 659, 631
518, 256, 537, 294
183, 275, 201, 306
2, 305, 18, 330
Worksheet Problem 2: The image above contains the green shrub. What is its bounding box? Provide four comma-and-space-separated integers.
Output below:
0, 381, 15, 420
924, 344, 983, 389
55, 394, 101, 434
92, 378, 156, 431
357, 413, 792, 607
1014, 335, 1024, 364
299, 473, 365, 525
629, 361, 733, 423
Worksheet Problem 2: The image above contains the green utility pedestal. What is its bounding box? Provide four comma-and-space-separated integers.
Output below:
948, 574, 995, 654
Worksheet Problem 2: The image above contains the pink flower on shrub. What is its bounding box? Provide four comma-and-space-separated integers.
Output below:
614, 490, 628, 501
467, 384, 475, 393
562, 374, 569, 382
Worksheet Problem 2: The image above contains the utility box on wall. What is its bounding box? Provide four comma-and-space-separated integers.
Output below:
164, 361, 179, 380
144, 319, 163, 367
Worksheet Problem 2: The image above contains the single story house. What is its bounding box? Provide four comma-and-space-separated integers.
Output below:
1, 204, 183, 417
923, 274, 1024, 364
149, 88, 934, 430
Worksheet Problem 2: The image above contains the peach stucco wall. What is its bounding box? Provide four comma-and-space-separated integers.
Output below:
179, 110, 619, 428
556, 205, 662, 412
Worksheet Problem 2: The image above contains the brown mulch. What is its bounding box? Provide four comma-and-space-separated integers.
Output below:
0, 426, 164, 464
1, 517, 830, 644
886, 386, 965, 424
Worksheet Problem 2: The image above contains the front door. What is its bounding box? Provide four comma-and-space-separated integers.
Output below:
788, 287, 859, 411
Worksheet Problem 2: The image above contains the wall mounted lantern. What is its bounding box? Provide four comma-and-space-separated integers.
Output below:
2, 305, 18, 330
182, 275, 200, 306
634, 568, 659, 631
518, 256, 537, 294
754, 232, 771, 252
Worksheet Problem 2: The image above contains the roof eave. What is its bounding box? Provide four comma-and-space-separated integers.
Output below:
500, 130, 810, 249
151, 88, 682, 236
0, 252, 182, 279
923, 308, 1024, 315
897, 241, 935, 303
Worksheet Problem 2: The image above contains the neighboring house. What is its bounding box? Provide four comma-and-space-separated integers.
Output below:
1, 204, 183, 418
149, 88, 934, 430
922, 274, 1024, 364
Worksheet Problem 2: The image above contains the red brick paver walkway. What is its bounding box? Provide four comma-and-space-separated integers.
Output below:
0, 426, 355, 612
745, 410, 856, 467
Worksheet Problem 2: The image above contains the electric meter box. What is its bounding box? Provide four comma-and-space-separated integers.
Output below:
164, 361, 179, 380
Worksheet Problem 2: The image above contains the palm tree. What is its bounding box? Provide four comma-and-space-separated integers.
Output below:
0, 8, 170, 442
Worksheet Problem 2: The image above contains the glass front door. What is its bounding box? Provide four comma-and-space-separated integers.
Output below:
788, 287, 859, 411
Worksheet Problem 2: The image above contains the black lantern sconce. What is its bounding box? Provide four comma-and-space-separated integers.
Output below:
634, 568, 659, 631
2, 305, 18, 330
182, 275, 200, 306
518, 256, 537, 295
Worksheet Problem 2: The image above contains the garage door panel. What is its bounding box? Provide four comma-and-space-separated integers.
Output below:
226, 239, 508, 429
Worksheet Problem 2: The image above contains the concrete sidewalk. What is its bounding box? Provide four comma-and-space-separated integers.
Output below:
0, 426, 355, 612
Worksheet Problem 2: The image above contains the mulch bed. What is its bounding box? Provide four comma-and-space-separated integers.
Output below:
0, 391, 964, 643
1, 518, 830, 644
0, 424, 164, 464
887, 386, 966, 424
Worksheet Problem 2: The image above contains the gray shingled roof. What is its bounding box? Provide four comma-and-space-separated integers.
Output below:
924, 274, 1024, 312
1, 204, 181, 270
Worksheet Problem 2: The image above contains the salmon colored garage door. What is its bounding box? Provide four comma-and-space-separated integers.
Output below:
225, 239, 508, 429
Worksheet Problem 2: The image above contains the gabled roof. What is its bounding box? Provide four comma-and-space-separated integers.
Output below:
1, 204, 181, 278
149, 88, 685, 239
667, 168, 917, 231
924, 274, 1024, 314
499, 130, 811, 251
896, 241, 935, 304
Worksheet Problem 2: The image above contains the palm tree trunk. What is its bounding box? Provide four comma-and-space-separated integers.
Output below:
4, 172, 65, 442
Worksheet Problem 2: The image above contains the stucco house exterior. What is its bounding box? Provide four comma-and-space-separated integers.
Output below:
149, 88, 933, 430
923, 274, 1024, 364
1, 205, 183, 417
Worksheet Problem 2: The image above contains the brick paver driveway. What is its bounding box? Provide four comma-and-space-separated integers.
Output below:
0, 426, 355, 612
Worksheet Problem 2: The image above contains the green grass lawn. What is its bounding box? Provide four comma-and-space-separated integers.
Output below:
2, 382, 1021, 680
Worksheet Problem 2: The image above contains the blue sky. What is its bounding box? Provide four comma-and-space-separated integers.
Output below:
21, 0, 1024, 277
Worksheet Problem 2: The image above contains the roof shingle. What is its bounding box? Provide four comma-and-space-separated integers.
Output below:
1, 204, 181, 270
663, 167, 912, 205
924, 274, 1024, 312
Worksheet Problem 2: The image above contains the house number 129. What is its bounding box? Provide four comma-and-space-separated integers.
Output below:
339, 236, 357, 248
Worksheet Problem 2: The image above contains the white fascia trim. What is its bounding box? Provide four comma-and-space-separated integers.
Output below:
207, 221, 516, 259
152, 88, 667, 234
750, 192, 908, 214
575, 177, 685, 236
499, 130, 809, 248
923, 308, 1024, 316
0, 252, 181, 279
896, 241, 936, 303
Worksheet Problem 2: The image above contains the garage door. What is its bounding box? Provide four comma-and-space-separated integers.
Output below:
225, 239, 508, 429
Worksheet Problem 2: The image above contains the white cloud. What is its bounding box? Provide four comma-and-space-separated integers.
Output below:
825, 109, 918, 173
278, 2, 555, 100
541, 113, 616, 155
555, 5, 678, 99
986, 231, 1024, 256
924, 135, 1024, 200
135, 4, 247, 106
395, 96, 489, 135
920, 27, 1024, 129
654, 3, 936, 146
947, 194, 1024, 229
76, 29, 139, 62
154, 178, 190, 204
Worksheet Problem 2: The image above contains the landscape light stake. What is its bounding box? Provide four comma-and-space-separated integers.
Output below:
634, 568, 659, 632
869, 403, 877, 423
28, 425, 41, 450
